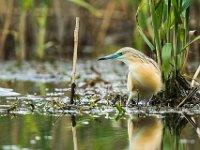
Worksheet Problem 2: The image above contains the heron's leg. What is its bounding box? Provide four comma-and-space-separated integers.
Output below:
126, 93, 134, 106
144, 96, 153, 107
136, 89, 140, 105
145, 98, 151, 107
147, 96, 153, 105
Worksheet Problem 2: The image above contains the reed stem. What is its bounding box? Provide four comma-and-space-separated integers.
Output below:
70, 17, 79, 105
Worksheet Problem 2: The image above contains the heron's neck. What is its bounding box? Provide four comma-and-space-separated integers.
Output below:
120, 58, 141, 68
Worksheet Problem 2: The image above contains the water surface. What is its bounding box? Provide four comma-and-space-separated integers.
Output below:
0, 61, 199, 150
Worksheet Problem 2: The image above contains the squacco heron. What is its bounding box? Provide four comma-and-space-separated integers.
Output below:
98, 47, 162, 106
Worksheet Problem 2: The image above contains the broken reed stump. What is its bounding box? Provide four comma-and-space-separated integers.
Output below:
70, 17, 79, 105
191, 64, 200, 88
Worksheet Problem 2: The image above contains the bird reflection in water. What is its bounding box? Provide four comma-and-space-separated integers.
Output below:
127, 115, 163, 150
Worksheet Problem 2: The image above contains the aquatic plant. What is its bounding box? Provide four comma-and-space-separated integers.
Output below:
136, 0, 200, 98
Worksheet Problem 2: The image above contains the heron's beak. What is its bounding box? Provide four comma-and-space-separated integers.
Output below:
98, 53, 122, 61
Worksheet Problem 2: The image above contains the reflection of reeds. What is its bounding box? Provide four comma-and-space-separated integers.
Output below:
71, 115, 78, 150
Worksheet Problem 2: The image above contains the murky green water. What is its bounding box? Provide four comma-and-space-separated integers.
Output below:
0, 114, 128, 150
0, 61, 199, 150
0, 113, 200, 150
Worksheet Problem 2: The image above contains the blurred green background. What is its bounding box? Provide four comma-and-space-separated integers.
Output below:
0, 0, 199, 63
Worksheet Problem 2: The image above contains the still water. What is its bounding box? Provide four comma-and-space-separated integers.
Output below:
0, 113, 200, 150
0, 61, 199, 150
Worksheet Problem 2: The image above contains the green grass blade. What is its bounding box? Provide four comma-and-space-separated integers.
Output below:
149, 0, 162, 67
115, 104, 125, 120
136, 26, 155, 51
136, 2, 155, 51
162, 43, 172, 80
181, 0, 194, 12
171, 0, 182, 24
179, 35, 200, 54
155, 0, 164, 28
178, 27, 186, 68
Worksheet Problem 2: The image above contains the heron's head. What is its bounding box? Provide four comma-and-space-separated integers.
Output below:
98, 47, 143, 64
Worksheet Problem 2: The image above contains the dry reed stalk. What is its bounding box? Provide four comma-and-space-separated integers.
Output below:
180, 47, 189, 72
0, 0, 14, 61
176, 87, 198, 109
181, 31, 199, 72
54, 0, 64, 45
70, 17, 79, 105
190, 65, 200, 87
96, 0, 115, 54
19, 11, 27, 61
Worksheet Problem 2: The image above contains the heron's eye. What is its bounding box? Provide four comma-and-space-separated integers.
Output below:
117, 52, 123, 56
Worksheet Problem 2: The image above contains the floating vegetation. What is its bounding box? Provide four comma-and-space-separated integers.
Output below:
0, 61, 199, 117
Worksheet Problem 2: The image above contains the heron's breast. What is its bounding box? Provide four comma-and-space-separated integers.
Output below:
129, 63, 162, 94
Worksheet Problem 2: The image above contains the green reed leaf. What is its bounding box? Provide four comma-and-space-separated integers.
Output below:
137, 26, 155, 51
181, 0, 193, 12
171, 0, 182, 24
136, 2, 155, 51
162, 43, 172, 80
